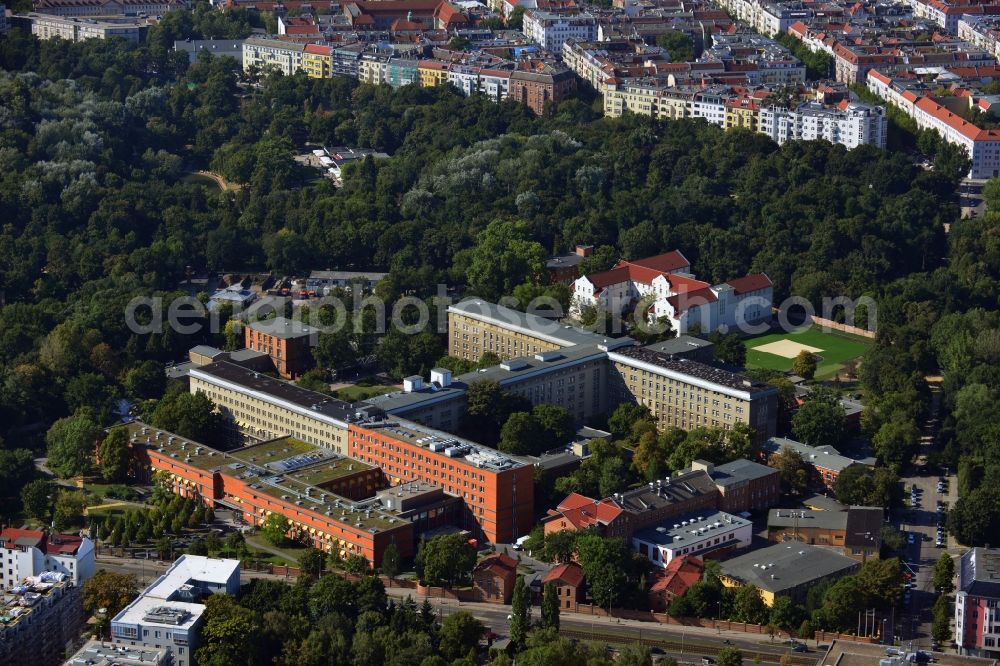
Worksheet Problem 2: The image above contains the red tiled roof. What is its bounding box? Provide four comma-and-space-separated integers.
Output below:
544, 562, 585, 588
726, 273, 772, 294
304, 44, 333, 55
621, 250, 690, 274
553, 493, 624, 529
665, 287, 718, 313
285, 25, 321, 35
476, 553, 518, 578
0, 528, 45, 550
649, 556, 703, 597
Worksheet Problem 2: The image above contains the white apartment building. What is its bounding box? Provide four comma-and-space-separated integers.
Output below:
31, 0, 182, 16
24, 12, 144, 41
446, 65, 512, 101
242, 37, 305, 76
0, 528, 95, 589
710, 0, 812, 36
868, 69, 1000, 178
522, 10, 596, 53
958, 15, 1000, 61
633, 511, 753, 567
758, 102, 887, 150
572, 251, 773, 336
111, 556, 241, 666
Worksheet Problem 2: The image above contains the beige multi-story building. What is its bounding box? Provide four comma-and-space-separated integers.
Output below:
188, 361, 374, 451
447, 299, 607, 362
242, 37, 305, 76
22, 11, 144, 40
607, 345, 778, 444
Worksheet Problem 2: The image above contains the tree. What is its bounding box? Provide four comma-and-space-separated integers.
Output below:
83, 570, 137, 617
438, 611, 484, 662
769, 446, 810, 495
710, 331, 747, 367
53, 490, 88, 531
499, 412, 544, 455
731, 584, 769, 624
510, 575, 531, 651
608, 402, 653, 439
381, 542, 401, 580
343, 554, 369, 574
933, 553, 955, 593
575, 534, 631, 609
792, 396, 846, 450
871, 419, 919, 466
20, 479, 50, 520
299, 547, 325, 577
123, 360, 166, 400
46, 411, 99, 478
99, 427, 130, 482
150, 391, 224, 443
188, 537, 209, 555
532, 404, 575, 448
544, 529, 577, 563
196, 594, 260, 666
769, 596, 805, 632
542, 580, 560, 630
716, 647, 743, 666
416, 533, 476, 587
467, 219, 547, 302
792, 350, 818, 380
656, 30, 695, 62
262, 513, 290, 546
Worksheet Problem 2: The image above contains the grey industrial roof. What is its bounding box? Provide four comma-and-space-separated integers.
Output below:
768, 508, 848, 532
545, 252, 585, 269
364, 342, 612, 414
642, 336, 713, 356
247, 316, 317, 340
610, 347, 775, 396
763, 437, 861, 473
720, 542, 859, 594
190, 345, 224, 357
611, 469, 719, 513
448, 299, 616, 348
191, 361, 374, 424
960, 548, 1000, 598
709, 458, 778, 488
633, 510, 750, 547
844, 507, 884, 548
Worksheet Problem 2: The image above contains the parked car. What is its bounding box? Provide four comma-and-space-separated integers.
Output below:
908, 532, 917, 545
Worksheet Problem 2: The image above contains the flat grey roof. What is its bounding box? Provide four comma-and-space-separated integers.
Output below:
720, 542, 859, 594
448, 299, 617, 348
763, 437, 861, 473
709, 458, 777, 487
609, 348, 776, 399
634, 510, 749, 547
642, 336, 713, 356
364, 342, 612, 414
961, 548, 1000, 598
247, 316, 317, 340
768, 508, 848, 531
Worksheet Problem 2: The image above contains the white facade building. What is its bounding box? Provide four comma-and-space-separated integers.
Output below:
111, 555, 241, 666
522, 10, 596, 53
572, 251, 773, 336
0, 528, 96, 589
758, 102, 887, 150
633, 511, 753, 567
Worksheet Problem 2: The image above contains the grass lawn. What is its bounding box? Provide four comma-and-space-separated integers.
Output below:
245, 534, 307, 566
335, 384, 398, 401
745, 326, 872, 380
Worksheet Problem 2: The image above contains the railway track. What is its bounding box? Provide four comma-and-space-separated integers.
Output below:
558, 626, 817, 665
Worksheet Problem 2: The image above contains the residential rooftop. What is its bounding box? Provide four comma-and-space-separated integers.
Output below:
720, 542, 859, 594
700, 458, 777, 488
611, 469, 720, 513
763, 436, 865, 473
66, 640, 170, 666
960, 547, 1000, 597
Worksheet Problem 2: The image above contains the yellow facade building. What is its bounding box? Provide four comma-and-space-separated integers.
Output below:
302, 44, 333, 79
418, 60, 449, 87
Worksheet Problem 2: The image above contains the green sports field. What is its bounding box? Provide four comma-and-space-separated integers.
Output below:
744, 326, 872, 379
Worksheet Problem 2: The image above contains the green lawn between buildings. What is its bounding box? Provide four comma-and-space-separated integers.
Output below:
744, 326, 872, 379
335, 384, 398, 401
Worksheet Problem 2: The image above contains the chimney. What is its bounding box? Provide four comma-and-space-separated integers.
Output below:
576, 244, 594, 257
402, 376, 424, 393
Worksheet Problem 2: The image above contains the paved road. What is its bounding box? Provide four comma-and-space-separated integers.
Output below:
894, 379, 961, 648
95, 554, 818, 663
